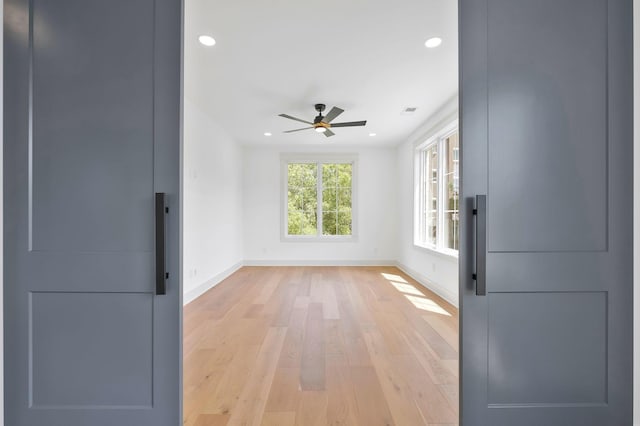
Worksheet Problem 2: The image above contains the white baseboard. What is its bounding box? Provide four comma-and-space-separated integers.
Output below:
183, 261, 243, 305
395, 262, 459, 308
243, 259, 396, 267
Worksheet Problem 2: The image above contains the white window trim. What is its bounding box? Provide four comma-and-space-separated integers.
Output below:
413, 120, 459, 258
280, 153, 358, 242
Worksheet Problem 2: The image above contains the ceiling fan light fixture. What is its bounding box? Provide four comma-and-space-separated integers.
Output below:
315, 127, 327, 133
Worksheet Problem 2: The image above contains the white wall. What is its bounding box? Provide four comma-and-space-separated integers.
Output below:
182, 97, 243, 304
395, 97, 459, 306
242, 145, 397, 265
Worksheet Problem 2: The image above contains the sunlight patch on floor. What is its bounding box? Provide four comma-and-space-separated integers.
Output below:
389, 281, 425, 296
381, 272, 452, 316
381, 273, 407, 283
404, 295, 452, 316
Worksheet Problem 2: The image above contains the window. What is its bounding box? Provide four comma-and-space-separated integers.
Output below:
414, 122, 459, 254
284, 157, 355, 239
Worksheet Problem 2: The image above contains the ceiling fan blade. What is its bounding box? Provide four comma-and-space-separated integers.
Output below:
278, 113, 313, 125
323, 107, 344, 123
329, 120, 367, 128
284, 127, 313, 133
323, 129, 335, 137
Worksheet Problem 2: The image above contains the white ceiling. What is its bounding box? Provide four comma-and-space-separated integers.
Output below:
184, 0, 458, 146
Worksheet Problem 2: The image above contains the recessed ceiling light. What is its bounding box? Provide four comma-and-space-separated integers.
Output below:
198, 35, 216, 47
369, 133, 377, 137
264, 132, 272, 137
425, 37, 442, 48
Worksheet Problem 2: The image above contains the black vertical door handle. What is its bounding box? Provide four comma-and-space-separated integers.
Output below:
473, 195, 487, 296
155, 193, 168, 295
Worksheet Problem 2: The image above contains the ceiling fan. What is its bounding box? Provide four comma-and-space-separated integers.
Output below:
279, 104, 367, 138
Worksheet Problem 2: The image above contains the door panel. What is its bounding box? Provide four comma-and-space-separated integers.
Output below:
4, 0, 182, 425
31, 292, 153, 407
487, 292, 607, 405
487, 0, 608, 253
31, 0, 154, 253
460, 0, 633, 424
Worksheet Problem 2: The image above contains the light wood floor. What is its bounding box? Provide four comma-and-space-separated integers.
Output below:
184, 266, 459, 426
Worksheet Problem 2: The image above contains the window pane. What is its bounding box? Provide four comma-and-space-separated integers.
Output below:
419, 144, 438, 247
322, 163, 337, 187
322, 163, 352, 236
336, 163, 352, 186
337, 206, 352, 235
444, 132, 459, 250
322, 187, 337, 212
322, 211, 337, 235
337, 188, 351, 209
287, 164, 300, 187
302, 191, 317, 214
288, 163, 317, 235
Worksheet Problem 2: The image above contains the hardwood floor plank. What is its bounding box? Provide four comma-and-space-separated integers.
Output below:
253, 270, 283, 304
270, 285, 297, 327
326, 363, 359, 425
293, 295, 310, 309
202, 344, 261, 415
300, 303, 326, 391
296, 270, 312, 296
334, 281, 372, 367
403, 328, 458, 386
193, 414, 230, 426
264, 368, 301, 412
183, 366, 229, 426
227, 327, 287, 426
362, 329, 427, 425
277, 308, 307, 369
423, 314, 459, 351
323, 283, 341, 320
244, 303, 265, 318
351, 366, 395, 425
394, 354, 458, 423
261, 411, 296, 426
324, 319, 345, 357
295, 391, 328, 426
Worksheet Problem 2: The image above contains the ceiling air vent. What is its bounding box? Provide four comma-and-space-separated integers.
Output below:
401, 107, 418, 115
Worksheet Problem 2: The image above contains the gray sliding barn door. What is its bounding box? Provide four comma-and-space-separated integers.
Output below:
459, 0, 633, 425
4, 0, 182, 425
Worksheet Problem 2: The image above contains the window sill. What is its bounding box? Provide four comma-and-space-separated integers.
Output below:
282, 235, 358, 243
413, 244, 459, 260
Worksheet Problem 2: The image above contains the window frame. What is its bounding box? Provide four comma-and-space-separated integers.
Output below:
413, 120, 459, 257
281, 153, 358, 242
